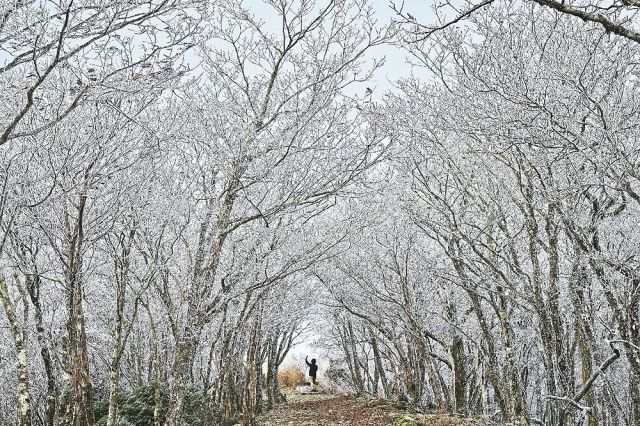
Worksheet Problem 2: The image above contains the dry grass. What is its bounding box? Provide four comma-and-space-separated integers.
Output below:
277, 364, 305, 388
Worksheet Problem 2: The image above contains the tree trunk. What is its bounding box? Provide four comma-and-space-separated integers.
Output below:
107, 229, 136, 426
241, 314, 263, 425
106, 367, 120, 426
449, 245, 509, 417
26, 274, 57, 426
59, 194, 95, 426
495, 285, 526, 423
164, 323, 199, 426
450, 334, 466, 414
370, 332, 389, 398
0, 275, 31, 426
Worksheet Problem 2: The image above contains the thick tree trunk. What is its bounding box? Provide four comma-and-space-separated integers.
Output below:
450, 334, 466, 414
143, 302, 163, 426
26, 274, 57, 426
106, 229, 136, 426
495, 285, 526, 424
59, 277, 95, 426
61, 282, 95, 426
165, 184, 237, 424
164, 324, 199, 426
59, 194, 95, 426
264, 339, 279, 410
370, 332, 389, 398
445, 301, 466, 414
450, 251, 508, 416
342, 321, 365, 395
0, 275, 31, 426
241, 315, 263, 425
106, 367, 120, 426
568, 252, 599, 426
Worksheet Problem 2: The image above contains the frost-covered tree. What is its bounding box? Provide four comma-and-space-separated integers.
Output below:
154, 1, 391, 422
326, 3, 640, 424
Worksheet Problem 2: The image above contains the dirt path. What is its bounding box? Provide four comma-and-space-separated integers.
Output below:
257, 393, 393, 426
257, 392, 484, 426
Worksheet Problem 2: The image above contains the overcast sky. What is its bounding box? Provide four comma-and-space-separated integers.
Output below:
248, 0, 436, 98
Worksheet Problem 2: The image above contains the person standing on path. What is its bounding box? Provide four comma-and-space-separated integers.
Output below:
305, 356, 318, 391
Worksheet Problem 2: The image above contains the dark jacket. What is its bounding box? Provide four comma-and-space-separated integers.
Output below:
306, 359, 318, 378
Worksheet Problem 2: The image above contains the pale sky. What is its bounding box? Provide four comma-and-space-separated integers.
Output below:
248, 0, 436, 96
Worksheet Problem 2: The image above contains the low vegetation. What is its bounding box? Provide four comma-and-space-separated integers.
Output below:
277, 365, 306, 389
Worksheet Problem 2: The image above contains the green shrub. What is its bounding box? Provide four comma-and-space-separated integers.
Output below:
94, 384, 205, 425
394, 415, 418, 426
